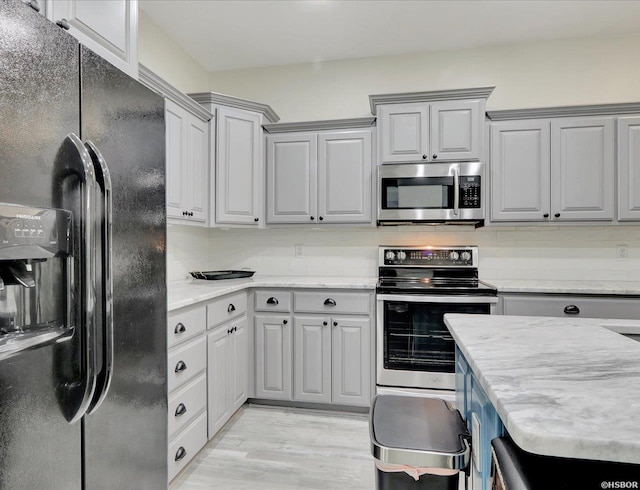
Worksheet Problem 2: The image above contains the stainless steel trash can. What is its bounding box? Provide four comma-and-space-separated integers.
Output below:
370, 395, 471, 490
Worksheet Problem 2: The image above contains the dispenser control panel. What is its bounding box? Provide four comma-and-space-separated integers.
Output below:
0, 203, 72, 259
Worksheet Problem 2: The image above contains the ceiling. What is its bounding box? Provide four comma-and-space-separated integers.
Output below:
139, 0, 640, 72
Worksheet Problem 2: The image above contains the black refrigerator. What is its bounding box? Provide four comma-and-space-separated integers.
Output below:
0, 1, 168, 488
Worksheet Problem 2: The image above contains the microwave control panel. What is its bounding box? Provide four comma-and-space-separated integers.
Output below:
459, 176, 481, 208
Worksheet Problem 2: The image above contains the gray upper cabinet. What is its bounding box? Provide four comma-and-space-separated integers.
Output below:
490, 119, 551, 222
216, 106, 262, 225
430, 100, 482, 162
618, 116, 640, 220
266, 127, 373, 224
378, 103, 430, 163
551, 117, 614, 221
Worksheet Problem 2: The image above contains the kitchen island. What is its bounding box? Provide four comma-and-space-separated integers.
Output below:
444, 314, 640, 489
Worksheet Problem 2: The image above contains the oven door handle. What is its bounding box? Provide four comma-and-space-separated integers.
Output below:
376, 294, 499, 304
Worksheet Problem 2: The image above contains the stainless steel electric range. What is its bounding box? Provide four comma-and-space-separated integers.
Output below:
376, 245, 498, 401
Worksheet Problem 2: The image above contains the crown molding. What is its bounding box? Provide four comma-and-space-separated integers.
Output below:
369, 86, 495, 114
138, 64, 212, 121
487, 102, 640, 121
189, 92, 280, 123
263, 117, 376, 134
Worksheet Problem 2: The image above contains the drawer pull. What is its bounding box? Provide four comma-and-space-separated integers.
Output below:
563, 305, 580, 315
175, 446, 187, 462
175, 403, 187, 417
227, 303, 236, 313
333, 321, 338, 327
324, 298, 336, 306
266, 297, 279, 305
174, 360, 187, 373
174, 322, 186, 334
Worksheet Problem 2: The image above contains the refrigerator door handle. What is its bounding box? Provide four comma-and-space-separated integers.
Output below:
84, 141, 114, 415
58, 133, 99, 423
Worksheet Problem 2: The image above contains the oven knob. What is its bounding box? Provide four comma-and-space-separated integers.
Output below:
385, 251, 395, 261
397, 251, 406, 261
461, 251, 471, 262
449, 251, 460, 261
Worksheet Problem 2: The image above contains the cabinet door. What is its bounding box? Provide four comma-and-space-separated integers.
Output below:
47, 0, 138, 78
490, 120, 551, 222
165, 99, 187, 220
207, 326, 230, 438
266, 133, 317, 223
331, 316, 371, 407
618, 116, 640, 220
254, 314, 292, 400
430, 100, 482, 161
551, 117, 614, 221
185, 115, 208, 223
317, 130, 372, 223
216, 107, 262, 224
230, 318, 248, 413
378, 103, 429, 163
293, 315, 331, 403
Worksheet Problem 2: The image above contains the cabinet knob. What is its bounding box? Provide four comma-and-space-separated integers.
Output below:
174, 360, 187, 373
543, 213, 549, 218
228, 303, 235, 313
323, 321, 328, 326
333, 321, 338, 327
283, 319, 288, 325
422, 154, 427, 160
174, 322, 186, 334
227, 328, 232, 335
324, 298, 336, 306
182, 211, 187, 216
318, 216, 324, 221
189, 212, 194, 217
175, 447, 187, 462
554, 213, 561, 218
310, 216, 315, 221
56, 18, 70, 30
175, 403, 187, 417
254, 217, 259, 222
564, 305, 580, 315
266, 297, 279, 305
432, 154, 438, 160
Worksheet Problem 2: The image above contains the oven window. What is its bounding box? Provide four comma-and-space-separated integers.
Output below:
381, 177, 453, 210
383, 301, 490, 373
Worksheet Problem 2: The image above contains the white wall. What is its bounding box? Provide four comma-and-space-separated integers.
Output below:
138, 11, 210, 94
167, 224, 640, 283
208, 33, 640, 122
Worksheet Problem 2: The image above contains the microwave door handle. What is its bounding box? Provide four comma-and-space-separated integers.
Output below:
453, 167, 460, 216
84, 141, 114, 415
55, 134, 99, 423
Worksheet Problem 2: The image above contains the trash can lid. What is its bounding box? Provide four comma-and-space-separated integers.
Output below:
370, 395, 470, 470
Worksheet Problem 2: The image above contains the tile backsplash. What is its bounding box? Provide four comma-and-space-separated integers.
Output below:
167, 224, 640, 283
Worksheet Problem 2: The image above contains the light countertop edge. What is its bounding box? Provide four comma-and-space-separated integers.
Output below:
445, 313, 640, 465
168, 275, 377, 311
489, 279, 640, 295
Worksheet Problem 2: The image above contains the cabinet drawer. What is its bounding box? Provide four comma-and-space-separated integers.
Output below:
502, 295, 640, 319
207, 292, 247, 329
255, 290, 292, 312
168, 304, 206, 348
168, 337, 206, 393
294, 291, 370, 315
168, 412, 207, 482
168, 374, 207, 440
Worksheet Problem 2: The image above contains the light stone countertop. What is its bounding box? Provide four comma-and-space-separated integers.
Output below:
444, 313, 640, 464
489, 279, 640, 295
168, 275, 378, 311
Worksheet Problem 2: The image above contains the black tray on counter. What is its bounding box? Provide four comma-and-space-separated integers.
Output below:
190, 270, 255, 280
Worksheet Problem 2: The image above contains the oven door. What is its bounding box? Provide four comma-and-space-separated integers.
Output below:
376, 294, 498, 390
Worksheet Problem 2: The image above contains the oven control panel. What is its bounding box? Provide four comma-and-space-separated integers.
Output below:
380, 246, 477, 267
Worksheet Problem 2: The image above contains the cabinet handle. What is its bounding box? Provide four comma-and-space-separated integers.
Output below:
56, 18, 70, 30
323, 321, 328, 326
27, 0, 41, 12
324, 298, 336, 306
227, 303, 235, 313
189, 212, 194, 217
318, 216, 324, 221
283, 319, 288, 325
422, 154, 427, 160
174, 322, 186, 334
175, 403, 187, 417
227, 328, 232, 335
254, 217, 259, 222
233, 326, 237, 333
266, 297, 279, 305
174, 361, 187, 373
175, 447, 187, 462
310, 216, 315, 221
182, 211, 187, 216
563, 305, 580, 315
432, 154, 438, 160
543, 213, 549, 218
333, 321, 338, 327
554, 213, 561, 218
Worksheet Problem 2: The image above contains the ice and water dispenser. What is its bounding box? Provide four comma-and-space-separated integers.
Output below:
0, 203, 74, 360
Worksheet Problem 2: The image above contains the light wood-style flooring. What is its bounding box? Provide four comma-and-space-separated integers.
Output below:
170, 404, 375, 490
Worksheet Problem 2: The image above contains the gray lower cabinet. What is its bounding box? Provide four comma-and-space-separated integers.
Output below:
501, 294, 640, 319
293, 315, 332, 403
254, 313, 293, 400
330, 316, 371, 406
618, 116, 640, 220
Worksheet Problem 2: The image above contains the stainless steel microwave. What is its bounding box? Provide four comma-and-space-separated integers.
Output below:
378, 162, 485, 226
